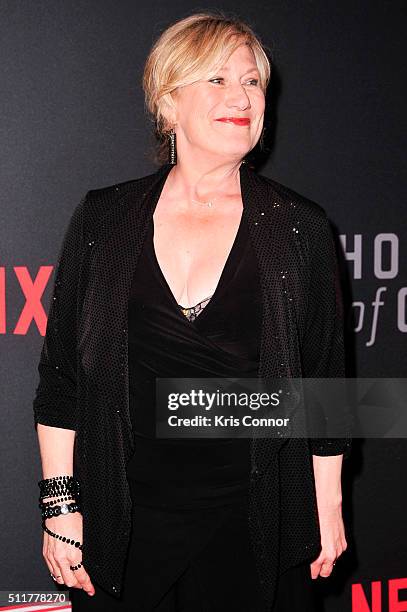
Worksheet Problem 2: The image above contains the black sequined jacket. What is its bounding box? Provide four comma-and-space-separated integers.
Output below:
33, 162, 351, 610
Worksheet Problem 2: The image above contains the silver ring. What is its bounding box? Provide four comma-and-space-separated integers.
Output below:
50, 572, 62, 580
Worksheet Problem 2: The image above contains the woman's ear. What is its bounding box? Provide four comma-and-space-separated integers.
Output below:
160, 93, 178, 131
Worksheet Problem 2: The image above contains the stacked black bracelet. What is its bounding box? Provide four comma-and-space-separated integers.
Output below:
38, 475, 80, 501
38, 475, 84, 568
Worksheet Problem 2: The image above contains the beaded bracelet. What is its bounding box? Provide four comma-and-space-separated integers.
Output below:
39, 483, 80, 500
41, 502, 81, 520
38, 475, 80, 499
42, 519, 83, 550
40, 495, 76, 508
40, 491, 79, 503
39, 475, 77, 489
39, 475, 74, 485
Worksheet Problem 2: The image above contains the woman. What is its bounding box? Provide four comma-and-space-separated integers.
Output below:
33, 11, 351, 612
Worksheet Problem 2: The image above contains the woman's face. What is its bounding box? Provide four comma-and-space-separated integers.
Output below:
171, 43, 266, 163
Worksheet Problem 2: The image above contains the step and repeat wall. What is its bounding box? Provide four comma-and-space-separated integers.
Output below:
1, 1, 405, 611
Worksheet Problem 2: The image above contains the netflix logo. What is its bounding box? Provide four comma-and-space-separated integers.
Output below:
0, 266, 53, 335
352, 577, 407, 611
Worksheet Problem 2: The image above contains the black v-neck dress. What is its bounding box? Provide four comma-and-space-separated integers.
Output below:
123, 208, 266, 610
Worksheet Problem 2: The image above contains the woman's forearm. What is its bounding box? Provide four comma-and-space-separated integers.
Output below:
36, 424, 76, 479
312, 454, 343, 508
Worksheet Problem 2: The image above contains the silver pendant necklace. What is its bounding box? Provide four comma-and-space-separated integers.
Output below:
190, 196, 218, 208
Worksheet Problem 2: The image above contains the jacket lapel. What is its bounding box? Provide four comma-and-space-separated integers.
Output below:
240, 164, 300, 471
78, 164, 170, 459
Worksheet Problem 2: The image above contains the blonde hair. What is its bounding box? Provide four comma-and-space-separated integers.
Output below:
142, 11, 272, 164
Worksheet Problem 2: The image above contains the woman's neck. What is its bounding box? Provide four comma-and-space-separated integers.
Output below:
166, 158, 243, 204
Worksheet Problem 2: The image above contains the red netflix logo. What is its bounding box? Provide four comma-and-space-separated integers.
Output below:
0, 266, 53, 335
352, 577, 407, 611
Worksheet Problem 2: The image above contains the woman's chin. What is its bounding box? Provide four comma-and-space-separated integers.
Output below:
204, 144, 250, 160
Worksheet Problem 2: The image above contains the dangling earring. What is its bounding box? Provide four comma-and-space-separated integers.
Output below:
168, 128, 177, 165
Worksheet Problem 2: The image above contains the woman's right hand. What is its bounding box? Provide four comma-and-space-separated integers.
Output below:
42, 511, 95, 596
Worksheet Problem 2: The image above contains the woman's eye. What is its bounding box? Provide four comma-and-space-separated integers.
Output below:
208, 78, 259, 86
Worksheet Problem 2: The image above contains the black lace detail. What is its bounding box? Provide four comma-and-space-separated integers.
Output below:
178, 294, 213, 321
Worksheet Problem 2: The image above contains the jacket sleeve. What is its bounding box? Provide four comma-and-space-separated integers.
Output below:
302, 210, 352, 459
33, 193, 88, 431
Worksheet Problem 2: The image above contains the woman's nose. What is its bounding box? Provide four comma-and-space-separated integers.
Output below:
225, 84, 251, 110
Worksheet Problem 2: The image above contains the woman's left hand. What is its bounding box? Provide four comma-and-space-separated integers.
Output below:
310, 503, 348, 579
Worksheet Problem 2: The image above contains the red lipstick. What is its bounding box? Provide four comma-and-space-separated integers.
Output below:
216, 117, 251, 126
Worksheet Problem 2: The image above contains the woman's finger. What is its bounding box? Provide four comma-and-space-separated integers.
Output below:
54, 557, 81, 588
65, 549, 95, 594
70, 565, 95, 595
43, 535, 64, 584
42, 549, 58, 581
318, 559, 336, 578
46, 552, 65, 584
42, 535, 54, 575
